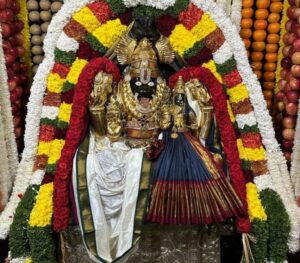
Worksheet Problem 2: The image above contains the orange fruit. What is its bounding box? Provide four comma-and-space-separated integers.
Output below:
266, 43, 278, 53
263, 81, 275, 90
256, 0, 270, 9
252, 41, 266, 51
263, 72, 276, 81
243, 38, 251, 49
254, 19, 268, 30
255, 9, 269, 19
241, 18, 253, 28
268, 23, 280, 33
240, 28, 252, 38
254, 70, 262, 79
264, 62, 276, 71
247, 50, 250, 58
263, 90, 273, 100
251, 51, 264, 61
270, 2, 283, 13
253, 30, 267, 41
242, 8, 254, 18
268, 13, 280, 23
252, 61, 263, 70
267, 33, 280, 43
265, 53, 277, 62
243, 0, 254, 7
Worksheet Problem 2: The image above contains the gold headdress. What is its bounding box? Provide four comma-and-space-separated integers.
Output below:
115, 32, 175, 83
173, 76, 185, 94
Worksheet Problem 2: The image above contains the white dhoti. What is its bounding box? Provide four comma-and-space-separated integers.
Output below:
73, 133, 144, 263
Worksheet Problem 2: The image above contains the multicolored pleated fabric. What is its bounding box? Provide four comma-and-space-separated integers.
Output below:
147, 131, 244, 225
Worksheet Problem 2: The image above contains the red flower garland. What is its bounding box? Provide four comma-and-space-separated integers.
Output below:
169, 67, 251, 233
53, 57, 121, 231
179, 3, 203, 30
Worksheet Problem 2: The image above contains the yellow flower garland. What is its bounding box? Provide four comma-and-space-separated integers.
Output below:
28, 183, 54, 227
275, 0, 289, 94
169, 24, 197, 56
47, 139, 65, 164
227, 83, 249, 103
246, 182, 267, 221
17, 0, 32, 86
202, 60, 223, 83
237, 139, 265, 161
58, 102, 72, 124
73, 7, 101, 33
191, 13, 217, 41
66, 58, 88, 84
47, 73, 65, 93
37, 141, 51, 156
92, 19, 127, 48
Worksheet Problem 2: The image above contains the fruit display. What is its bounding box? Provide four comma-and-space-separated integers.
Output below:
275, 0, 300, 161
0, 0, 29, 151
27, 0, 63, 74
241, 0, 283, 111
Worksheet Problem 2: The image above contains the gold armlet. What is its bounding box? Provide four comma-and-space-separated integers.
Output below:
106, 96, 122, 141
89, 108, 106, 138
199, 106, 214, 139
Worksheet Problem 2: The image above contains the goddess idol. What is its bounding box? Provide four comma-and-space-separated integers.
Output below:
64, 18, 245, 263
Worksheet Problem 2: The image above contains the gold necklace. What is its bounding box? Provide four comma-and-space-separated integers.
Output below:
119, 80, 167, 120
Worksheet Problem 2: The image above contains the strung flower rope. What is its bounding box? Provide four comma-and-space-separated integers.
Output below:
0, 27, 19, 210
17, 0, 32, 87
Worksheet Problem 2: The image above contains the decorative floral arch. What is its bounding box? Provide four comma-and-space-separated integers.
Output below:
2, 0, 300, 262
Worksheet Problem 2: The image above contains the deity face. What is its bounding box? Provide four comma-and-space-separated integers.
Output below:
130, 77, 157, 108
174, 93, 185, 106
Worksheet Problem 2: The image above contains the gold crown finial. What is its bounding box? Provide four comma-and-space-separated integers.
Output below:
174, 76, 185, 94
129, 38, 159, 81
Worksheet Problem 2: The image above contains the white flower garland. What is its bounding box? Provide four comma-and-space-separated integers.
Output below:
123, 0, 175, 10
0, 26, 18, 209
191, 0, 300, 252
291, 99, 300, 198
4, 0, 298, 255
230, 0, 242, 31
0, 0, 93, 240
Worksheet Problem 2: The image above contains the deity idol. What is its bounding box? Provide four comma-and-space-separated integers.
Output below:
62, 18, 245, 263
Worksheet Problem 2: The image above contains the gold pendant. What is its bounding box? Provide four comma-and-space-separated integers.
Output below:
171, 132, 178, 139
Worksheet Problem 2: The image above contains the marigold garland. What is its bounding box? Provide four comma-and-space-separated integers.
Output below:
17, 0, 32, 87
246, 183, 267, 221
275, 0, 288, 95
7, 1, 297, 262
28, 183, 54, 227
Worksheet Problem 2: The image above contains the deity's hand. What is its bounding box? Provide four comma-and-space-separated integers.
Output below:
189, 79, 212, 107
89, 71, 113, 111
187, 79, 214, 140
89, 71, 114, 138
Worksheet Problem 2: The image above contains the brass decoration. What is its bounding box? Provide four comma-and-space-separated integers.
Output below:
106, 95, 122, 141
155, 35, 175, 64
186, 79, 214, 139
115, 33, 137, 65
89, 71, 114, 138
